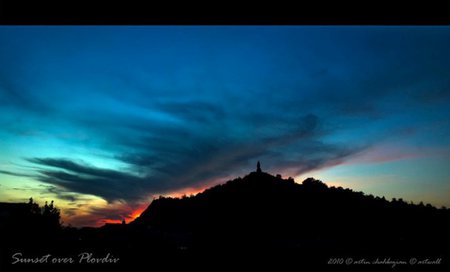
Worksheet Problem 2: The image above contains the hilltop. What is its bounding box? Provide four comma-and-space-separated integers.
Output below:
130, 166, 450, 255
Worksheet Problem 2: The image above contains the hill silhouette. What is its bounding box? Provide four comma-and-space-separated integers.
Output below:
131, 169, 450, 254
1, 165, 449, 271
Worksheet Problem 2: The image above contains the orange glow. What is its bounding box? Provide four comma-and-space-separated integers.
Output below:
163, 177, 229, 199
128, 205, 147, 221
102, 219, 122, 225
166, 188, 205, 198
101, 204, 148, 225
62, 176, 240, 227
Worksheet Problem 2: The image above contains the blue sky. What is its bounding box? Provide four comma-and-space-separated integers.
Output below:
1, 26, 449, 226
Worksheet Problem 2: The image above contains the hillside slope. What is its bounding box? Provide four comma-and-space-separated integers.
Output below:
131, 170, 450, 254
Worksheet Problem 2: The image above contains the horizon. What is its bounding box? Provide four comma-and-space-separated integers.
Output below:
1, 26, 450, 227
4, 164, 447, 224
0, 163, 447, 228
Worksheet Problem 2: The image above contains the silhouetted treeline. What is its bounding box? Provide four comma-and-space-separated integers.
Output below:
0, 198, 61, 233
132, 171, 450, 253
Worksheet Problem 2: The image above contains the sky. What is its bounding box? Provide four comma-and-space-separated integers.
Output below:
0, 26, 449, 227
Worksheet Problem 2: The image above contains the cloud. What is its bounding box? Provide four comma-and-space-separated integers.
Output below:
29, 158, 147, 203
25, 113, 368, 205
345, 145, 450, 165
39, 184, 87, 202
0, 169, 35, 178
28, 158, 142, 182
63, 208, 78, 217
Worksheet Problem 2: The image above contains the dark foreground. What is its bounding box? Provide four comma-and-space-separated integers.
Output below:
1, 171, 449, 271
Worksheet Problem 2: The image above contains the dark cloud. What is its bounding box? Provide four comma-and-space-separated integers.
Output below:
28, 158, 143, 182
26, 113, 368, 204
266, 141, 367, 177
39, 184, 86, 202
29, 160, 147, 203
0, 169, 35, 178
87, 206, 133, 221
63, 208, 78, 217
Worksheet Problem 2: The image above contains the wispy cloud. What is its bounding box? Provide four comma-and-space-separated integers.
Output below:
26, 113, 367, 204
0, 169, 35, 178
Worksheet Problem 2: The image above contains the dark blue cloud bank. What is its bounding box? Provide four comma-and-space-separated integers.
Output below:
1, 26, 450, 209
